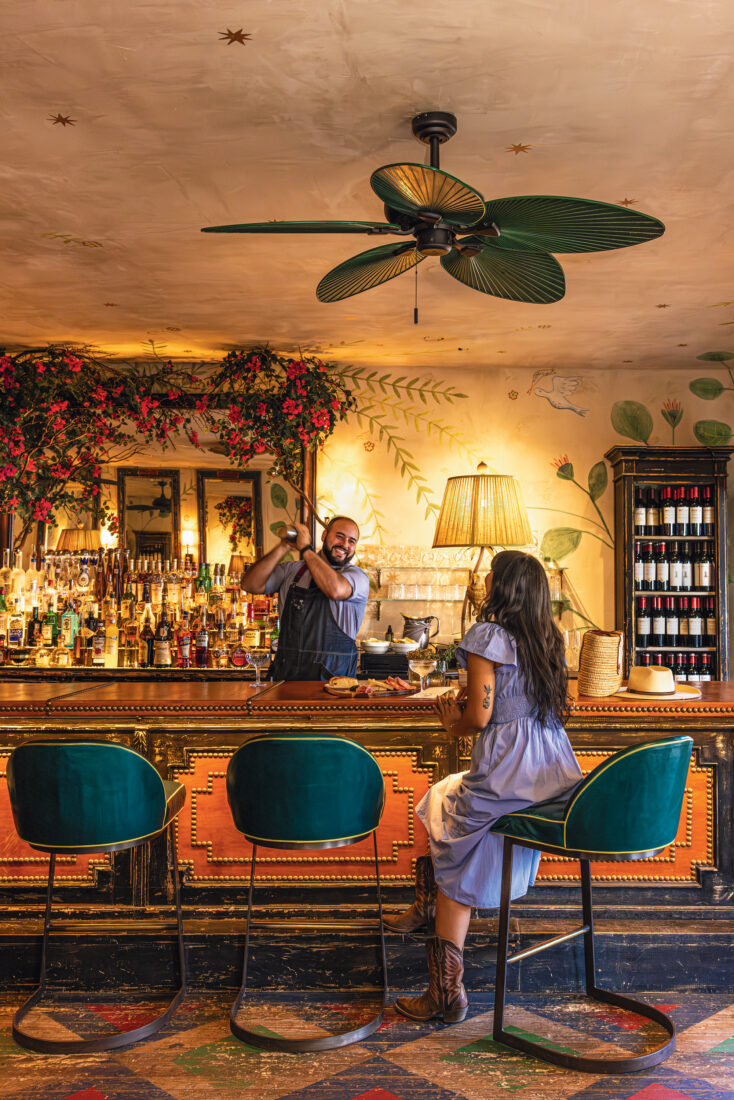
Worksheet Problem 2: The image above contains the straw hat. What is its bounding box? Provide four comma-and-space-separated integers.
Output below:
617, 665, 701, 700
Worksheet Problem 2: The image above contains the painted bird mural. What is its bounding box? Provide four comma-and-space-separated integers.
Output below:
528, 369, 587, 417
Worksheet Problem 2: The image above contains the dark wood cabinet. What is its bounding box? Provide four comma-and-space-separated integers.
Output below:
605, 445, 733, 678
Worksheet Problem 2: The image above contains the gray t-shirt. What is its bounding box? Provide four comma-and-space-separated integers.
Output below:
265, 557, 370, 640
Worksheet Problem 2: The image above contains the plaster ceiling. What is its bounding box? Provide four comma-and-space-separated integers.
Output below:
3, 0, 734, 371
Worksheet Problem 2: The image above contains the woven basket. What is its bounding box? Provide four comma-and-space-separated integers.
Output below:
577, 630, 624, 697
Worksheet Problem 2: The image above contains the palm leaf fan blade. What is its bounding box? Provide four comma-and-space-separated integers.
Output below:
370, 164, 485, 227
476, 196, 665, 253
200, 220, 401, 234
316, 242, 424, 303
442, 240, 565, 303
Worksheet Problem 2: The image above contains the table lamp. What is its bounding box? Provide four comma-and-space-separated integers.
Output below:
433, 463, 533, 634
55, 526, 102, 552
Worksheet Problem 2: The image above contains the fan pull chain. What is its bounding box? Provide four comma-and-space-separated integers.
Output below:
414, 252, 419, 325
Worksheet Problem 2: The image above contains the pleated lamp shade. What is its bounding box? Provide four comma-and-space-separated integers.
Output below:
55, 527, 102, 552
433, 473, 533, 548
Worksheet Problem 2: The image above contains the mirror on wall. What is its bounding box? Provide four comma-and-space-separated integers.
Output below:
117, 468, 181, 562
196, 469, 263, 568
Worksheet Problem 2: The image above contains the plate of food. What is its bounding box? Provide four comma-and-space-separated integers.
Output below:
324, 676, 417, 697
361, 637, 391, 654
390, 637, 421, 654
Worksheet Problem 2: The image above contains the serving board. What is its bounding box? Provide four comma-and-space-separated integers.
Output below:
323, 684, 418, 698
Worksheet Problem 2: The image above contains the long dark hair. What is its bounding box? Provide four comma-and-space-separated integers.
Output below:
478, 550, 568, 723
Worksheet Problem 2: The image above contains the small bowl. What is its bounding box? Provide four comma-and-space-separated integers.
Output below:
391, 639, 420, 654
361, 640, 390, 654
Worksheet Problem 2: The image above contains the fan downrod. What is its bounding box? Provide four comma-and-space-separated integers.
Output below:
411, 111, 457, 169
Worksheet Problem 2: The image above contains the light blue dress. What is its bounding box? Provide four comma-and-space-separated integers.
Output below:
416, 622, 583, 909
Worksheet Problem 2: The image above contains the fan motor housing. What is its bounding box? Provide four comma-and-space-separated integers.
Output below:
416, 226, 453, 256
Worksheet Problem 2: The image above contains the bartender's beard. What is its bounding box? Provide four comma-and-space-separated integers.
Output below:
322, 542, 355, 568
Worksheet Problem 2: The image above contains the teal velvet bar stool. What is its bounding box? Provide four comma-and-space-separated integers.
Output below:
226, 734, 387, 1052
7, 739, 187, 1054
490, 734, 693, 1074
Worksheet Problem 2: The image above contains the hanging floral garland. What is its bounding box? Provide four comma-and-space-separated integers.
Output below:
214, 495, 254, 549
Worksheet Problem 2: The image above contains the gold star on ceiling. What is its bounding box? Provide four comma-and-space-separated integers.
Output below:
48, 113, 76, 126
619, 198, 636, 206
656, 303, 670, 308
219, 28, 252, 44
506, 143, 532, 155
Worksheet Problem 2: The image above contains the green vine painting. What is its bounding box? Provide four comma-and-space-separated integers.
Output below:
687, 351, 734, 445
539, 456, 614, 562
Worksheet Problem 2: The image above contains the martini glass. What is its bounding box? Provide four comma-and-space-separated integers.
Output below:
245, 647, 270, 687
408, 656, 437, 694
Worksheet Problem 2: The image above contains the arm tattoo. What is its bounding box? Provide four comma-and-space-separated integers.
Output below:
482, 684, 493, 710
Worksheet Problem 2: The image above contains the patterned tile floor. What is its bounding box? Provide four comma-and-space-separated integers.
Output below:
0, 991, 732, 1100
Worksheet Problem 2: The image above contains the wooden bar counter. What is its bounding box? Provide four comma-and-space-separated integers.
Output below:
0, 678, 731, 992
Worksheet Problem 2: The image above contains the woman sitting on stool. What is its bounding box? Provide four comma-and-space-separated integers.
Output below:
385, 550, 582, 1023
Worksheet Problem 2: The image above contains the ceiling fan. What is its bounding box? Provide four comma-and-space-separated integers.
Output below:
127, 481, 172, 517
201, 111, 664, 305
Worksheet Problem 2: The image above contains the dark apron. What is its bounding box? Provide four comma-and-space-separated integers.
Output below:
271, 569, 358, 681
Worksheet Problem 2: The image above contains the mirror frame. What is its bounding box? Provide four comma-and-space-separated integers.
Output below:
196, 469, 264, 563
117, 466, 181, 561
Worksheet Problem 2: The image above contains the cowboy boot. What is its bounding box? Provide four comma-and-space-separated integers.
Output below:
436, 936, 469, 1023
394, 937, 441, 1021
383, 855, 437, 932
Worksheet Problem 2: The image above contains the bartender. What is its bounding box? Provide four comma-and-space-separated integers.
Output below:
241, 515, 369, 680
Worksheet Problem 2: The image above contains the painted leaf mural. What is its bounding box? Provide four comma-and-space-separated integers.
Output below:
587, 461, 608, 502
690, 377, 725, 400
611, 400, 653, 444
696, 351, 734, 362
540, 527, 583, 561
270, 483, 288, 509
693, 420, 733, 445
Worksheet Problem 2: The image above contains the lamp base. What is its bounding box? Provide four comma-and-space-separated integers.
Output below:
461, 546, 491, 637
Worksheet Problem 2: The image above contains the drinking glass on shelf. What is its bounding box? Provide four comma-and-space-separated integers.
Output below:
563, 630, 582, 676
408, 655, 438, 693
404, 584, 418, 600
245, 647, 270, 687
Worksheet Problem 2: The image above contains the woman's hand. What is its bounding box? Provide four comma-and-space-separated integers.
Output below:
435, 690, 464, 734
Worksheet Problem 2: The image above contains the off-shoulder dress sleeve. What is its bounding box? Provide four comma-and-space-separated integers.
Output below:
456, 622, 517, 669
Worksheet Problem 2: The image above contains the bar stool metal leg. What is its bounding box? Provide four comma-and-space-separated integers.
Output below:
13, 824, 187, 1054
492, 840, 676, 1073
230, 833, 389, 1052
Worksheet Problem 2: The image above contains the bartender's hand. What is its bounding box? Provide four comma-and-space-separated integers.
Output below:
292, 520, 313, 552
436, 690, 464, 735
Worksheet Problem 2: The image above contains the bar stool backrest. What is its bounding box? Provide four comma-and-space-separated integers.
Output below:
564, 735, 693, 854
7, 740, 168, 851
226, 735, 385, 848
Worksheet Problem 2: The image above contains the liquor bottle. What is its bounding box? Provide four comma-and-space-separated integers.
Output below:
10, 551, 25, 601
177, 613, 192, 669
123, 604, 139, 666
678, 596, 690, 642
153, 604, 173, 668
24, 552, 41, 597
229, 623, 249, 667
675, 486, 690, 537
7, 597, 25, 649
646, 487, 660, 536
653, 543, 669, 591
661, 486, 676, 536
640, 651, 652, 667
75, 553, 91, 596
688, 486, 703, 537
82, 603, 98, 665
104, 599, 119, 668
694, 542, 714, 591
687, 653, 701, 681
92, 614, 106, 666
704, 596, 716, 647
633, 487, 646, 536
673, 652, 687, 682
669, 542, 682, 591
650, 597, 665, 648
138, 586, 155, 668
94, 550, 107, 608
211, 612, 228, 669
182, 555, 196, 603
150, 559, 164, 610
166, 559, 181, 608
60, 599, 80, 649
121, 575, 136, 622
636, 596, 650, 648
0, 550, 12, 591
112, 550, 122, 604
194, 616, 210, 668
269, 616, 280, 658
699, 653, 713, 681
243, 601, 260, 647
26, 604, 41, 647
664, 596, 678, 648
0, 588, 8, 655
662, 651, 676, 673
104, 550, 114, 605
640, 542, 655, 591
688, 597, 704, 648
225, 593, 240, 645
702, 485, 715, 537
681, 543, 693, 592
42, 594, 59, 646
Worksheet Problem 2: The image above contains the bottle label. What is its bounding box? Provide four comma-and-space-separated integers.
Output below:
666, 617, 678, 634
634, 507, 646, 527
104, 634, 117, 654
689, 618, 703, 635
647, 507, 660, 528
8, 623, 23, 646
656, 562, 669, 583
680, 618, 689, 635
151, 582, 163, 605
700, 672, 712, 681
682, 563, 693, 587
637, 615, 651, 633
652, 616, 665, 633
670, 562, 683, 587
676, 505, 690, 523
663, 505, 676, 525
634, 562, 644, 585
690, 505, 703, 524
196, 631, 209, 649
703, 505, 715, 524
695, 562, 712, 588
706, 616, 716, 633
93, 636, 105, 662
675, 672, 688, 682
643, 563, 656, 583
179, 638, 191, 660
42, 623, 54, 645
154, 640, 171, 666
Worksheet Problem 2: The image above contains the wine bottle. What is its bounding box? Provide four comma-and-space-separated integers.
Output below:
704, 596, 716, 646
640, 542, 655, 591
654, 543, 669, 591
689, 486, 703, 536
661, 486, 676, 536
680, 543, 693, 592
669, 542, 683, 591
676, 486, 690, 538
688, 597, 704, 648
650, 597, 665, 648
699, 653, 713, 681
702, 485, 715, 537
636, 597, 650, 648
153, 604, 172, 667
664, 596, 678, 648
